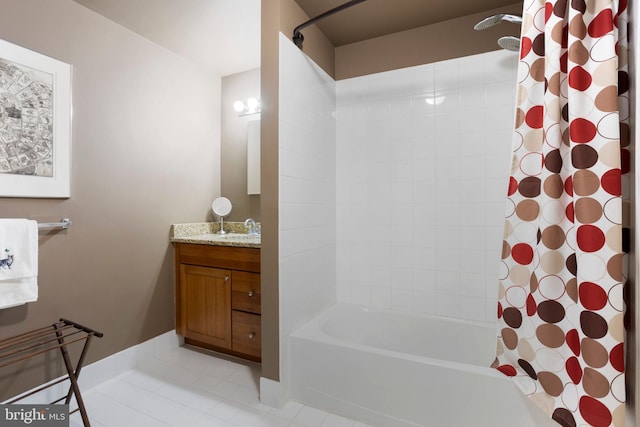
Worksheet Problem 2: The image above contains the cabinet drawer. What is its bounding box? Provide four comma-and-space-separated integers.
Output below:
175, 243, 260, 272
232, 311, 261, 359
231, 271, 261, 314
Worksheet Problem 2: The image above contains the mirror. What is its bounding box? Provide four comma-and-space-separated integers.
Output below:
247, 120, 260, 195
212, 197, 232, 234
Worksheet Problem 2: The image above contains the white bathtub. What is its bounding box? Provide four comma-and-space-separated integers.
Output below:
290, 304, 558, 427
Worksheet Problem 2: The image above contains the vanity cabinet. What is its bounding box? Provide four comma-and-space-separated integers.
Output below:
174, 243, 261, 362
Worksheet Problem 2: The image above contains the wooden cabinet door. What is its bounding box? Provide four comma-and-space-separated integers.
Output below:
178, 264, 231, 349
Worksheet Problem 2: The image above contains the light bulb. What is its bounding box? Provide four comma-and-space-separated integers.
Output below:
233, 101, 245, 112
246, 98, 259, 112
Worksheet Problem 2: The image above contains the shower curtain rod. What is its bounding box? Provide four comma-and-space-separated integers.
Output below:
293, 0, 368, 49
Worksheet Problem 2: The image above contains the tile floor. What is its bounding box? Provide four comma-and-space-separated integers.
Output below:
69, 345, 373, 427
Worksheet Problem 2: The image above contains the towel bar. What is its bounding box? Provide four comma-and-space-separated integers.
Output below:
0, 319, 102, 426
37, 218, 72, 230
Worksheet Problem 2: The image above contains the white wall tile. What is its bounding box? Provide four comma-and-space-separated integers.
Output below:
391, 203, 413, 224
411, 116, 437, 139
370, 265, 392, 288
435, 270, 461, 294
370, 287, 392, 308
411, 65, 435, 94
391, 289, 413, 311
336, 50, 517, 322
459, 295, 488, 321
413, 247, 436, 271
391, 267, 414, 289
460, 272, 487, 297
434, 60, 459, 90
435, 292, 461, 318
278, 34, 337, 393
412, 290, 436, 313
391, 224, 414, 247
460, 85, 486, 109
435, 88, 461, 113
391, 159, 413, 182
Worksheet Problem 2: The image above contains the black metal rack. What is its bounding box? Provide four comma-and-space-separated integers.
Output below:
0, 319, 103, 426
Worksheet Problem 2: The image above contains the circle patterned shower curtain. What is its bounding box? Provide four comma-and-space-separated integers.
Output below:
492, 0, 630, 426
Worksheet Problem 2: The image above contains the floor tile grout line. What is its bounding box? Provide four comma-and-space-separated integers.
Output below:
78, 346, 371, 427
87, 389, 175, 426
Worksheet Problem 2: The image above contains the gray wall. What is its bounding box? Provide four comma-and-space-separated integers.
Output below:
334, 2, 524, 79
0, 0, 220, 398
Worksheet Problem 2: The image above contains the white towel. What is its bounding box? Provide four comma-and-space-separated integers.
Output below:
0, 219, 38, 308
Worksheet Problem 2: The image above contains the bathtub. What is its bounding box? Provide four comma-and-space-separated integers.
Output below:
290, 304, 558, 427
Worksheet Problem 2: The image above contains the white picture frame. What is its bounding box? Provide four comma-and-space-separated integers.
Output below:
0, 39, 71, 198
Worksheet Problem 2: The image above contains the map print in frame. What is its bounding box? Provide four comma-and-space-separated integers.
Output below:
0, 39, 71, 198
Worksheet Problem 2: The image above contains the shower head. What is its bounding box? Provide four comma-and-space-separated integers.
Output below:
497, 36, 521, 52
474, 14, 522, 30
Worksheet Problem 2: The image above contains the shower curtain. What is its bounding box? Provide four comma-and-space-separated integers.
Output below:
492, 0, 629, 426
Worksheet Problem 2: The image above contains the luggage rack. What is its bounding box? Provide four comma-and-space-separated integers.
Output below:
0, 319, 103, 426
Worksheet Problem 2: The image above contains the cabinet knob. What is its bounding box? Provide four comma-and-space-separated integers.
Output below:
249, 332, 256, 339
247, 291, 254, 297
224, 276, 229, 282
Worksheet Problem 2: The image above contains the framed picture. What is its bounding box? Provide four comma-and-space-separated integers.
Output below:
0, 39, 71, 198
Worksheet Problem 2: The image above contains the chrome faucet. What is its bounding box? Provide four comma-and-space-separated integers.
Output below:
244, 218, 258, 235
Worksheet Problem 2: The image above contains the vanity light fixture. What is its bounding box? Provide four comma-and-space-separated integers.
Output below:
233, 98, 261, 116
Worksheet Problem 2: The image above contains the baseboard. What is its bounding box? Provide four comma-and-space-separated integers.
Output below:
4, 330, 182, 405
260, 377, 287, 408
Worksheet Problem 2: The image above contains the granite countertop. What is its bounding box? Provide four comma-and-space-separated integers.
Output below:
170, 222, 260, 248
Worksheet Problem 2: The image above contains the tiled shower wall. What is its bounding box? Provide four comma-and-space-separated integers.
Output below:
335, 50, 518, 323
278, 33, 337, 385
